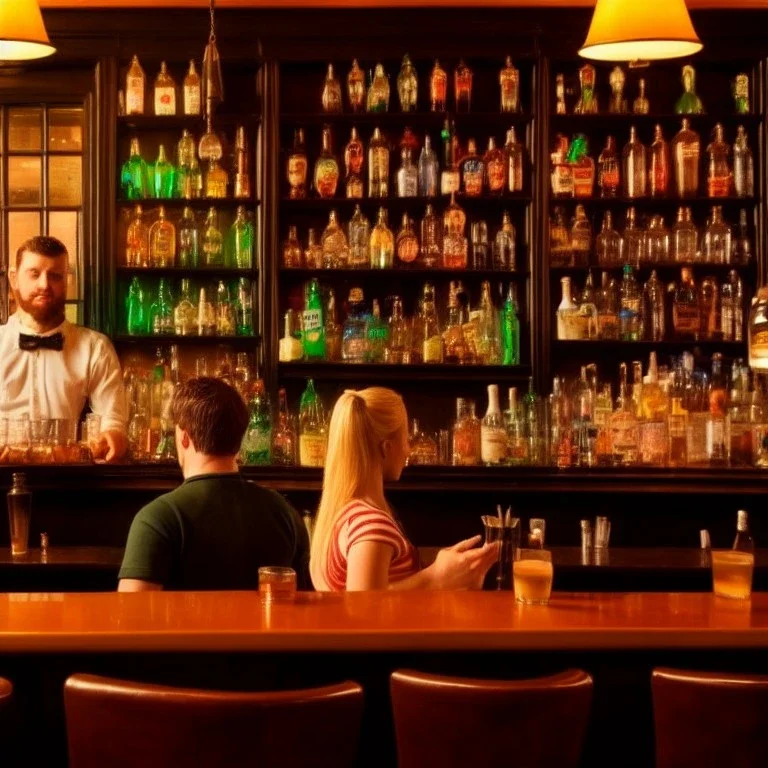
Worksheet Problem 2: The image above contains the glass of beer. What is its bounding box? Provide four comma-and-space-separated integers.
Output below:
712, 550, 754, 600
513, 549, 553, 605
258, 566, 297, 603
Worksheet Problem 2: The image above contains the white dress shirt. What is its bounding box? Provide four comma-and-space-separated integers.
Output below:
0, 313, 127, 434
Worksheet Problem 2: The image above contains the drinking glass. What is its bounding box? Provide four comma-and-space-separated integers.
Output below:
84, 413, 102, 458
29, 418, 54, 464
513, 549, 553, 605
481, 514, 519, 590
529, 518, 546, 547
7, 417, 30, 464
712, 550, 754, 600
259, 566, 297, 602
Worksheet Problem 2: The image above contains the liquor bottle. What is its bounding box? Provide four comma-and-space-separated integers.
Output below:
321, 63, 342, 113
672, 119, 700, 197
556, 276, 579, 340
452, 398, 481, 466
460, 138, 484, 197
475, 281, 499, 364
550, 207, 573, 267
675, 64, 704, 115
646, 215, 670, 263
234, 125, 251, 200
172, 279, 196, 337
323, 289, 342, 362
205, 159, 228, 199
633, 78, 649, 115
667, 364, 689, 468
500, 56, 520, 113
407, 420, 438, 466
707, 124, 732, 197
550, 134, 573, 198
671, 206, 698, 262
321, 209, 350, 268
506, 388, 528, 465
504, 128, 524, 194
367, 63, 390, 113
570, 204, 591, 267
182, 60, 201, 116
175, 129, 198, 199
126, 276, 148, 335
236, 278, 254, 337
619, 265, 642, 341
443, 282, 469, 364
397, 54, 418, 112
149, 206, 175, 267
152, 145, 175, 199
153, 62, 176, 116
314, 126, 340, 198
649, 124, 670, 197
287, 128, 308, 200
365, 299, 389, 363
197, 287, 216, 336
343, 127, 364, 199
396, 148, 418, 197
282, 225, 303, 268
125, 204, 149, 267
216, 280, 236, 336
493, 211, 516, 271
624, 206, 646, 267
430, 60, 448, 112
347, 59, 366, 113
482, 137, 505, 196
608, 66, 627, 114
419, 282, 443, 363
597, 272, 619, 340
396, 213, 419, 265
502, 284, 521, 365
722, 269, 744, 342
368, 126, 389, 198
609, 363, 639, 466
272, 388, 297, 467
302, 225, 318, 264
574, 64, 598, 114
572, 367, 596, 467
481, 385, 508, 466
523, 377, 545, 466
384, 296, 410, 364
202, 207, 223, 266
734, 73, 750, 115
732, 209, 752, 265
420, 204, 442, 268
703, 206, 731, 264
298, 379, 327, 468
597, 136, 620, 198
302, 278, 326, 361
623, 126, 647, 198
342, 287, 369, 363
226, 206, 253, 269
555, 73, 566, 115
121, 138, 148, 199
241, 391, 272, 467
733, 126, 754, 198
639, 352, 669, 466
442, 193, 468, 269
126, 55, 145, 116
577, 272, 599, 340
454, 60, 473, 112
749, 286, 768, 371
733, 510, 755, 552
546, 378, 569, 468
279, 310, 303, 362
727, 362, 752, 467
370, 207, 394, 269
699, 276, 719, 341
418, 135, 439, 197
150, 278, 174, 335
346, 205, 370, 269
175, 207, 199, 269
568, 134, 595, 198
440, 118, 460, 195
707, 353, 728, 466
643, 270, 665, 341
471, 221, 490, 270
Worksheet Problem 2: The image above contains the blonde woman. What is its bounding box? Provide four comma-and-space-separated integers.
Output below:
310, 387, 498, 591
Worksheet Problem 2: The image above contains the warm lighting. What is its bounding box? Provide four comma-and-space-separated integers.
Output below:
0, 0, 55, 61
579, 0, 702, 62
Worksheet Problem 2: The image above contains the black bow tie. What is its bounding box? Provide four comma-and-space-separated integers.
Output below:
19, 332, 64, 352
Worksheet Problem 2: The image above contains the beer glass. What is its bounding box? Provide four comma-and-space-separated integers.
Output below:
513, 549, 553, 605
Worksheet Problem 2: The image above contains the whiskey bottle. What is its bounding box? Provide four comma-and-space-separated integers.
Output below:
595, 211, 623, 267
733, 126, 754, 198
419, 282, 443, 363
608, 66, 627, 114
272, 388, 297, 467
706, 124, 732, 197
722, 269, 744, 342
504, 128, 524, 194
125, 204, 149, 267
369, 207, 394, 269
577, 272, 599, 340
314, 126, 340, 199
493, 212, 516, 271
482, 385, 508, 466
440, 118, 460, 195
396, 213, 419, 265
397, 55, 418, 112
347, 205, 371, 268
703, 206, 731, 264
281, 225, 303, 268
344, 126, 364, 199
367, 63, 390, 113
178, 206, 199, 268
574, 64, 598, 114
570, 204, 592, 267
460, 138, 484, 197
233, 126, 251, 199
149, 205, 175, 267
619, 265, 642, 341
471, 221, 490, 270
646, 215, 670, 263
452, 399, 481, 466
205, 159, 228, 199
407, 420, 438, 466
154, 62, 177, 116
454, 59, 473, 112
567, 134, 595, 198
287, 128, 308, 200
125, 55, 145, 116
623, 126, 647, 198
672, 119, 700, 197
550, 134, 573, 198
671, 206, 698, 262
182, 60, 201, 116
347, 59, 366, 113
442, 193, 468, 269
633, 78, 649, 115
483, 137, 505, 196
749, 286, 768, 371
673, 267, 699, 340
597, 272, 619, 340
550, 207, 573, 267
443, 281, 470, 363
597, 136, 620, 198
623, 206, 646, 268
675, 64, 704, 115
420, 204, 442, 268
639, 352, 669, 466
698, 276, 720, 341
649, 124, 670, 198
430, 60, 448, 112
643, 270, 665, 342
202, 207, 223, 266
500, 56, 520, 113
365, 299, 389, 363
368, 126, 389, 198
610, 363, 639, 466
197, 288, 216, 336
396, 147, 418, 197
707, 353, 728, 466
321, 209, 349, 268
321, 63, 342, 113
418, 135, 439, 197
556, 276, 580, 340
667, 365, 688, 468
385, 296, 410, 364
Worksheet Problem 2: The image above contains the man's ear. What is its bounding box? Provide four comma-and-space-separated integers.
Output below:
8, 268, 17, 291
181, 430, 191, 450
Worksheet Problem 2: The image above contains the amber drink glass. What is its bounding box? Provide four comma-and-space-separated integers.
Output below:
259, 566, 297, 602
513, 549, 553, 605
712, 550, 753, 600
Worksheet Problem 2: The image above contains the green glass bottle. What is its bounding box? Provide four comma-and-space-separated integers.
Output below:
675, 65, 705, 115
302, 278, 326, 360
501, 283, 520, 366
202, 207, 223, 266
126, 275, 148, 335
152, 144, 176, 199
236, 277, 254, 336
149, 278, 174, 335
120, 137, 148, 200
226, 205, 254, 269
178, 206, 199, 268
241, 391, 272, 466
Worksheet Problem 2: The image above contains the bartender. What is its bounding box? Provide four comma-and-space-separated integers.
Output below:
0, 236, 127, 462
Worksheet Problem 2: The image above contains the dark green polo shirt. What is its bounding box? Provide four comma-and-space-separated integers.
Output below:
119, 473, 310, 590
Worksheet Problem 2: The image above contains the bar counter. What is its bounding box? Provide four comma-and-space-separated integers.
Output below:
0, 590, 766, 653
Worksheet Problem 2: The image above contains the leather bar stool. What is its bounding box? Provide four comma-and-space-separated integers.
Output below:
390, 668, 593, 768
653, 667, 768, 768
64, 673, 363, 768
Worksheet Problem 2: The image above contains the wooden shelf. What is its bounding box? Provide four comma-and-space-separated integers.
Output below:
549, 196, 757, 207
116, 266, 255, 278
550, 262, 753, 274
552, 339, 745, 352
278, 361, 531, 382
550, 112, 762, 126
281, 111, 533, 128
280, 267, 529, 279
281, 194, 531, 213
117, 197, 259, 209
114, 334, 261, 346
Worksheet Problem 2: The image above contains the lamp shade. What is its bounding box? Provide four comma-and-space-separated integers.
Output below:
0, 0, 55, 61
579, 0, 702, 62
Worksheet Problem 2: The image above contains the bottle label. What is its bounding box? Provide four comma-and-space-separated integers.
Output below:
183, 85, 201, 115
441, 170, 460, 195
302, 309, 323, 343
572, 165, 594, 197
708, 177, 731, 197
481, 426, 508, 464
551, 165, 573, 196
750, 329, 768, 357
673, 304, 700, 334
487, 159, 505, 192
423, 335, 443, 363
314, 160, 339, 198
288, 156, 307, 187
640, 421, 667, 465
299, 434, 327, 467
154, 87, 176, 116
126, 77, 144, 115
463, 170, 483, 197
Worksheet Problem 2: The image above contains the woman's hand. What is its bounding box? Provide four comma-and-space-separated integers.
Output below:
427, 535, 499, 590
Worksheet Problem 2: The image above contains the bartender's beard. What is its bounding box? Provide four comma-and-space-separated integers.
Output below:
13, 288, 66, 330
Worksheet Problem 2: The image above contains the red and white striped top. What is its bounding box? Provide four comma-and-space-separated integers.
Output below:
323, 500, 418, 591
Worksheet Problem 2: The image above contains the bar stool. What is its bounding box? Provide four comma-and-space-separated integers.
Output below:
390, 668, 592, 768
64, 673, 363, 768
653, 667, 768, 768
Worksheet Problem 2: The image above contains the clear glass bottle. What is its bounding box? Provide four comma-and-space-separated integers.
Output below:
570, 204, 592, 267
298, 379, 327, 468
672, 118, 700, 197
504, 127, 524, 194
639, 351, 669, 466
396, 147, 418, 197
216, 280, 236, 336
452, 398, 481, 466
202, 207, 223, 266
673, 267, 700, 340
623, 126, 647, 198
397, 54, 418, 112
125, 204, 149, 267
418, 282, 443, 363
175, 129, 197, 199
550, 206, 573, 267
177, 206, 199, 269
407, 420, 438, 466
396, 213, 419, 265
153, 61, 176, 116
367, 63, 390, 113
493, 211, 516, 271
706, 124, 732, 198
733, 125, 754, 198
596, 210, 625, 265
347, 59, 366, 113
343, 126, 364, 199
385, 296, 410, 364
368, 126, 389, 198
475, 280, 500, 364
418, 135, 439, 197
672, 206, 698, 262
619, 265, 642, 341
577, 271, 599, 340
633, 78, 649, 115
471, 221, 490, 270
182, 59, 201, 116
149, 278, 174, 335
281, 225, 303, 268
597, 136, 620, 198
304, 228, 322, 270
442, 193, 468, 269
484, 137, 506, 196
365, 299, 389, 363
152, 144, 175, 199
460, 138, 484, 197
149, 205, 175, 267
649, 124, 670, 198
342, 287, 369, 363
314, 126, 340, 199
197, 287, 216, 336
722, 269, 744, 342
420, 204, 442, 268
370, 207, 394, 269
556, 276, 580, 340
454, 59, 473, 112
500, 56, 520, 113
597, 272, 619, 340
481, 384, 508, 466
272, 388, 297, 467
121, 137, 148, 200
623, 206, 646, 267
125, 54, 145, 116
732, 209, 753, 265
226, 205, 253, 269
703, 206, 731, 264
173, 278, 197, 336
646, 215, 670, 263
443, 282, 470, 364
347, 205, 371, 268
236, 277, 254, 337
321, 209, 349, 269
610, 363, 640, 466
287, 127, 308, 200
321, 63, 342, 113
430, 60, 448, 112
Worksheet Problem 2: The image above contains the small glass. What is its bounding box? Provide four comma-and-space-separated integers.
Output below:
529, 518, 546, 547
7, 417, 30, 464
30, 418, 54, 464
84, 413, 102, 459
258, 566, 297, 602
595, 516, 611, 549
481, 514, 520, 590
513, 549, 553, 605
712, 550, 753, 600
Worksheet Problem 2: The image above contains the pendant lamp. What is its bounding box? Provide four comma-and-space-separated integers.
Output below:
0, 0, 55, 61
579, 0, 702, 62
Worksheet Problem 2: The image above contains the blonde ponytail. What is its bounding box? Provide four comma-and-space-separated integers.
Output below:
310, 387, 407, 590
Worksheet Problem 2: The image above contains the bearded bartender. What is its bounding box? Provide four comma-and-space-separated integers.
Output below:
0, 236, 128, 462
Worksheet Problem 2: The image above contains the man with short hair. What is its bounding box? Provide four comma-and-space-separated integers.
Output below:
0, 236, 127, 461
118, 377, 310, 591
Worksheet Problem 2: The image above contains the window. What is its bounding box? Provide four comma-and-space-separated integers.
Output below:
0, 104, 85, 325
